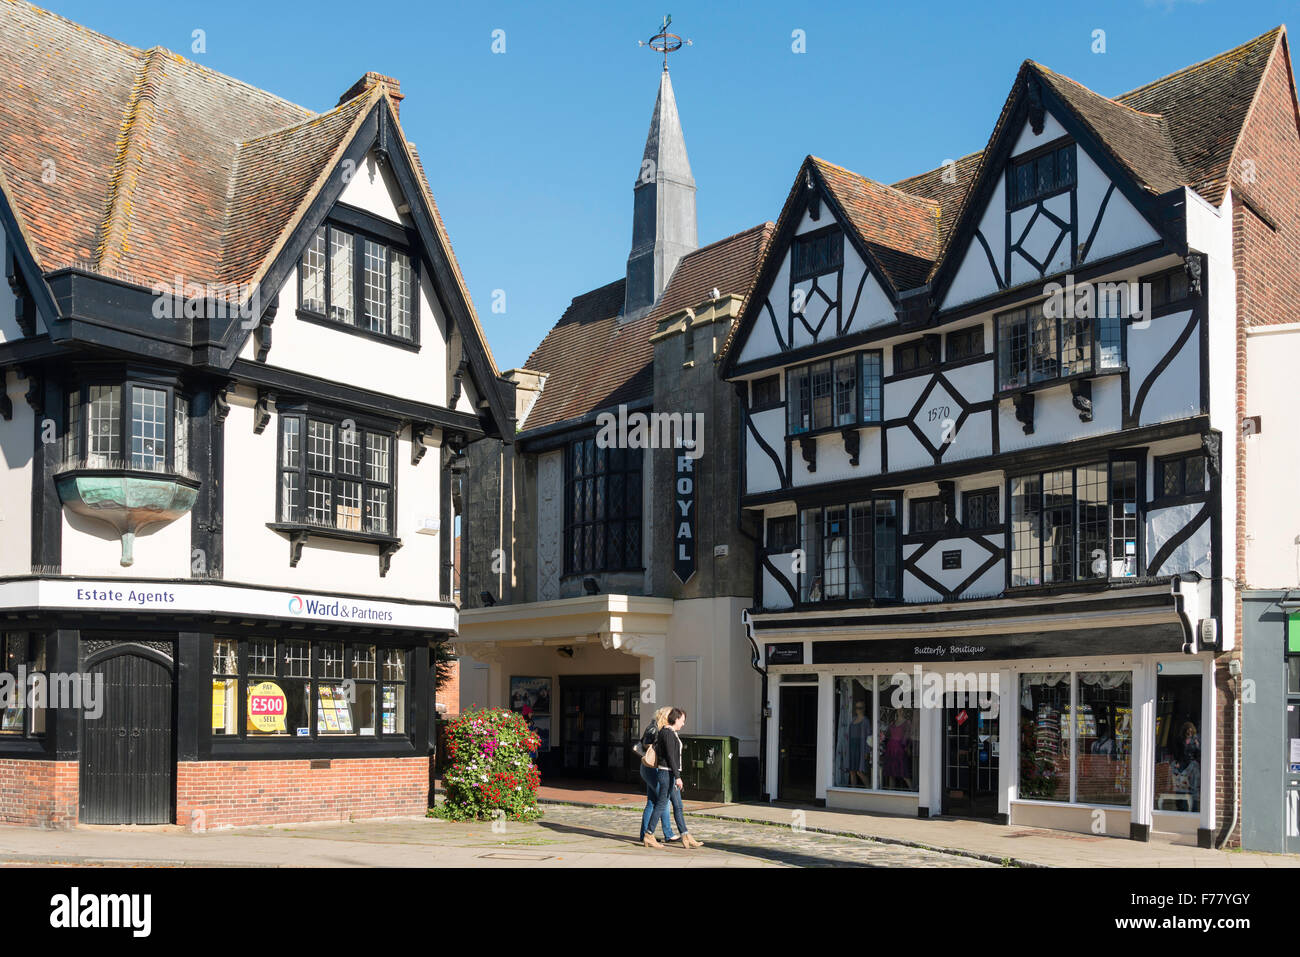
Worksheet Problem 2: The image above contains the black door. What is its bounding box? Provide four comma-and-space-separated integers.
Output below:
778, 685, 818, 801
942, 696, 1000, 818
80, 649, 175, 824
559, 675, 640, 783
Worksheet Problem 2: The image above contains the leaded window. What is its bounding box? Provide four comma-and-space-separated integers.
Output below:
798, 496, 900, 603
564, 437, 643, 575
1007, 141, 1076, 208
278, 414, 396, 535
298, 223, 416, 343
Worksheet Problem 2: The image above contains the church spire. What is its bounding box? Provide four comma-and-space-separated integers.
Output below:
623, 62, 698, 319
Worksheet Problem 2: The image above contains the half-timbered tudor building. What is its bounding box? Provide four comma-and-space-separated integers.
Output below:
719, 29, 1300, 845
0, 2, 512, 826
456, 65, 772, 789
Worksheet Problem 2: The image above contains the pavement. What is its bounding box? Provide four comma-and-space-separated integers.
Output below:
0, 806, 985, 868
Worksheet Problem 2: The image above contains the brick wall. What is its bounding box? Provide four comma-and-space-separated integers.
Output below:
437, 657, 460, 716
0, 759, 78, 827
176, 756, 429, 829
1228, 37, 1300, 847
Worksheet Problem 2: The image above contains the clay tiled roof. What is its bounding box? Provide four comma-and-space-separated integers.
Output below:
522, 223, 775, 433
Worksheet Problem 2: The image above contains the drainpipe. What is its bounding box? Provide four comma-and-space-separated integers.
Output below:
1217, 658, 1242, 849
734, 382, 768, 800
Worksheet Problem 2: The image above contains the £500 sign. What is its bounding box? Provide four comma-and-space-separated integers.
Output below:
247, 681, 287, 733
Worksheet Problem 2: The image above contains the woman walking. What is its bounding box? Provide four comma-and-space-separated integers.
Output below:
637, 707, 674, 848
652, 708, 703, 848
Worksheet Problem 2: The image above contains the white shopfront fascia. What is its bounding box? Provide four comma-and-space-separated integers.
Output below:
0, 578, 458, 633
765, 651, 1216, 841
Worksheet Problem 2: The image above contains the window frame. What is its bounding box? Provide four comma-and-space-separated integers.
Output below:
1005, 139, 1077, 211
909, 496, 948, 536
63, 377, 189, 475
786, 350, 884, 438
790, 226, 844, 283
297, 218, 421, 348
274, 406, 399, 541
0, 632, 47, 739
961, 487, 1002, 533
994, 297, 1124, 395
764, 515, 798, 554
219, 637, 411, 742
562, 435, 644, 577
796, 493, 902, 605
892, 337, 938, 377
1007, 456, 1145, 588
945, 325, 986, 363
750, 374, 783, 413
1152, 451, 1208, 507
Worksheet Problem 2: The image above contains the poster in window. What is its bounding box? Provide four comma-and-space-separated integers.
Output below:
509, 676, 552, 716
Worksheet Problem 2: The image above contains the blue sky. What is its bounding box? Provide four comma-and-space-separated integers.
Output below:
42, 0, 1298, 370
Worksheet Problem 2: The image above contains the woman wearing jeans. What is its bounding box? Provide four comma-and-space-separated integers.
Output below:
638, 707, 673, 847
651, 708, 703, 848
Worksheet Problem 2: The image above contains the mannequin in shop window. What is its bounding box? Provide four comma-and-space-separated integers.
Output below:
1170, 721, 1201, 808
881, 707, 915, 790
835, 698, 872, 788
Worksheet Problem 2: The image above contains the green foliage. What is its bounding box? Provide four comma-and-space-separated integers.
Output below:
432, 707, 542, 821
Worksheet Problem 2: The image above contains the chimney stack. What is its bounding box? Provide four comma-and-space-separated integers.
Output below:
339, 72, 404, 117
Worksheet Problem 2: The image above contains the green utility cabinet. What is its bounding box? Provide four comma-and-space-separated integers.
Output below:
678, 735, 739, 803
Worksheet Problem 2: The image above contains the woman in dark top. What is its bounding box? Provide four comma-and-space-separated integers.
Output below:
651, 708, 703, 848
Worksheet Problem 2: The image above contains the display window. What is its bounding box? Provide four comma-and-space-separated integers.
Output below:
1018, 670, 1132, 805
1153, 672, 1201, 812
210, 638, 410, 740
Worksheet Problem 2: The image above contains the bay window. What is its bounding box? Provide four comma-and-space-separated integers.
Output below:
996, 294, 1125, 393
787, 350, 883, 435
63, 382, 188, 474
1010, 459, 1140, 586
299, 222, 417, 344
798, 495, 899, 603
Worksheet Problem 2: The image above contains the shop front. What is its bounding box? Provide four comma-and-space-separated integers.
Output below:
0, 578, 445, 828
757, 592, 1218, 844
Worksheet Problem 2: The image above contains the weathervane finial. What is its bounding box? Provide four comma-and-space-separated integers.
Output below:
637, 14, 692, 71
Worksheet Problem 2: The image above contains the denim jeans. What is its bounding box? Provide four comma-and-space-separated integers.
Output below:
639, 763, 675, 840
650, 768, 687, 840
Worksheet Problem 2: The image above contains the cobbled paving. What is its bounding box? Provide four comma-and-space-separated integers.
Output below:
537, 804, 997, 867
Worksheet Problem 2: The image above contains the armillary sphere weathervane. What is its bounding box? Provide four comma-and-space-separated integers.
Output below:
638, 14, 692, 71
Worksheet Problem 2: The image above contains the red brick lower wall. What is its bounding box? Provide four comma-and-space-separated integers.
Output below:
176, 756, 430, 829
0, 759, 78, 827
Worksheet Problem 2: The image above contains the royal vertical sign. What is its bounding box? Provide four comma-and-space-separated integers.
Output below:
674, 441, 696, 583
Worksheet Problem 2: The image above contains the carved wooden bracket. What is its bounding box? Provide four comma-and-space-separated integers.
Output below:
20, 368, 43, 416
1026, 75, 1045, 135
1070, 379, 1093, 422
1185, 255, 1203, 296
805, 169, 821, 220
1012, 392, 1035, 435
255, 300, 278, 363
288, 529, 309, 567
254, 390, 275, 434
411, 424, 436, 465
840, 427, 860, 467
448, 359, 469, 409
6, 249, 36, 337
797, 434, 817, 473
213, 383, 233, 425
379, 541, 402, 578
1202, 430, 1221, 478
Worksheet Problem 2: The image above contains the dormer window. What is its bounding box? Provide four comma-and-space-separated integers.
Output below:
791, 228, 843, 282
299, 222, 417, 345
1007, 141, 1076, 209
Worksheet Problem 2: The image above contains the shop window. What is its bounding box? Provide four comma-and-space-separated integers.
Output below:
1018, 670, 1132, 805
1075, 672, 1132, 806
1018, 673, 1071, 801
1010, 461, 1140, 586
213, 638, 409, 740
877, 676, 918, 791
0, 633, 46, 737
834, 676, 874, 789
564, 436, 643, 575
212, 639, 239, 736
1153, 673, 1202, 813
798, 496, 899, 603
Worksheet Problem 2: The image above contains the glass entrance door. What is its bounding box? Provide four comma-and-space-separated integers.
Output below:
559, 675, 641, 782
943, 694, 1000, 818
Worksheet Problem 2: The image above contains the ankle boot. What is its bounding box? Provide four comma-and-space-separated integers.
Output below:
642, 832, 663, 849
682, 833, 704, 848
